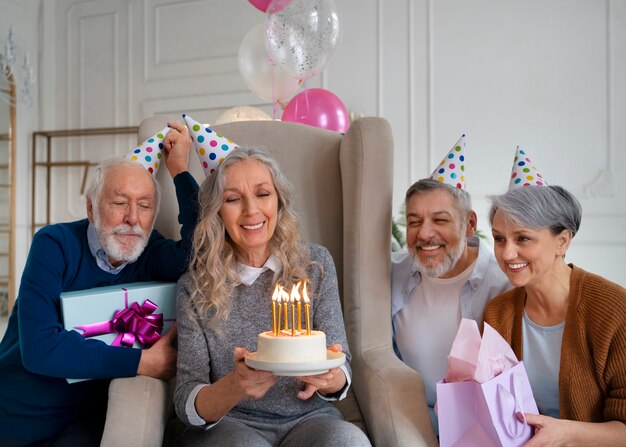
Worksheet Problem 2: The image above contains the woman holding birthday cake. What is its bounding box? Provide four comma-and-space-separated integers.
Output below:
483, 148, 626, 446
173, 141, 370, 446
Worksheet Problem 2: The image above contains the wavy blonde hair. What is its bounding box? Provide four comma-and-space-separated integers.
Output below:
188, 146, 310, 328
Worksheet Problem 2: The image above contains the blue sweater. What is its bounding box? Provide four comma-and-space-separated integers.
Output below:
0, 172, 198, 442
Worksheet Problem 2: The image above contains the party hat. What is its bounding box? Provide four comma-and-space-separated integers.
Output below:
430, 134, 467, 189
126, 126, 170, 176
508, 146, 548, 190
183, 114, 240, 176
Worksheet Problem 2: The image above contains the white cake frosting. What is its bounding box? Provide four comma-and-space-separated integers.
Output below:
256, 330, 327, 363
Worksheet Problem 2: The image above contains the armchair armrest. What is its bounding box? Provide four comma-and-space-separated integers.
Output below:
100, 376, 169, 447
352, 348, 438, 447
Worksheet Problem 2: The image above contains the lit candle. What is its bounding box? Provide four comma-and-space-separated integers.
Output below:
290, 294, 296, 337
276, 293, 282, 335
303, 281, 311, 335
291, 282, 302, 333
272, 284, 280, 336
280, 286, 289, 333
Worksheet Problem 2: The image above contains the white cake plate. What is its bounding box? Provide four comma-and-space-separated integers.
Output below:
244, 351, 346, 376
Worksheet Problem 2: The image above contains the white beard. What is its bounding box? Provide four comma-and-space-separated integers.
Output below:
93, 210, 151, 265
412, 234, 466, 278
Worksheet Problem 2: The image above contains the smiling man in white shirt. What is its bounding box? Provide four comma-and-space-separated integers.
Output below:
391, 136, 511, 434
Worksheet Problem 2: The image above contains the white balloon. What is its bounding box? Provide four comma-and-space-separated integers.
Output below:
265, 0, 342, 80
238, 23, 301, 102
215, 106, 272, 125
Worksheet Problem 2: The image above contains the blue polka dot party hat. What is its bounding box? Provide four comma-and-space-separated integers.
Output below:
183, 114, 240, 176
508, 146, 548, 190
125, 126, 170, 176
430, 134, 467, 189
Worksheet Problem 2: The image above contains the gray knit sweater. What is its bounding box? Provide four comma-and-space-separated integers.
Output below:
174, 243, 351, 426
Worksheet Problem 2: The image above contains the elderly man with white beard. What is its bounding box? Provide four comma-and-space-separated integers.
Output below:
0, 121, 199, 447
391, 136, 511, 436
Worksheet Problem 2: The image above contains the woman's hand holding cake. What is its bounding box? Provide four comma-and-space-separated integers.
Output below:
193, 347, 278, 424
296, 344, 347, 400
231, 347, 278, 401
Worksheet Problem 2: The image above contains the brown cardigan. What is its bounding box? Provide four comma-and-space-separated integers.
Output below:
484, 264, 626, 423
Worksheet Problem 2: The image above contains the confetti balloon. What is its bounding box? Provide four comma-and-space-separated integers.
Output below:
239, 22, 301, 102
265, 0, 342, 80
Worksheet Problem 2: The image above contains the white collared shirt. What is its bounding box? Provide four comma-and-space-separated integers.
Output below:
237, 255, 282, 286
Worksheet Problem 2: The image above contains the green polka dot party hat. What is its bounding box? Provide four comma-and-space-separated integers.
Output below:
183, 113, 240, 176
430, 134, 467, 189
125, 126, 170, 175
508, 146, 548, 190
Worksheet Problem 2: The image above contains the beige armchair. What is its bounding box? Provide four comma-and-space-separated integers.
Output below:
101, 115, 437, 447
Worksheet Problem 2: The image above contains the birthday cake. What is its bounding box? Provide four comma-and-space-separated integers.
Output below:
256, 330, 327, 363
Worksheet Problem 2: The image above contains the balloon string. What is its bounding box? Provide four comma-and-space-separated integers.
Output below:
271, 62, 278, 120
295, 81, 309, 120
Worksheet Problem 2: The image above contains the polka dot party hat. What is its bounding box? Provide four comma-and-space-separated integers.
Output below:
125, 126, 170, 176
183, 114, 240, 176
508, 146, 548, 190
430, 134, 467, 189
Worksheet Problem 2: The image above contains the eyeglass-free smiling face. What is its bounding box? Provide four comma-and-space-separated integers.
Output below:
219, 159, 279, 267
406, 189, 476, 278
491, 210, 570, 289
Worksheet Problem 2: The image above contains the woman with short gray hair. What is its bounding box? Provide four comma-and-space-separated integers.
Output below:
484, 184, 626, 446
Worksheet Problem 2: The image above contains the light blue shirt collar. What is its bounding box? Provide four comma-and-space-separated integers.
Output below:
237, 254, 282, 286
391, 236, 509, 318
87, 222, 129, 274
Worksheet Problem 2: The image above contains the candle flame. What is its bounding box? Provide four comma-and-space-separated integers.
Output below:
302, 281, 310, 304
272, 284, 280, 302
291, 281, 302, 302
279, 285, 289, 303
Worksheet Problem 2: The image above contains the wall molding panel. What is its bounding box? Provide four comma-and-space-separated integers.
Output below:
14, 0, 624, 286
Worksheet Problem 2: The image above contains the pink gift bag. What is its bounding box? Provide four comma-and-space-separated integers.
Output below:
436, 319, 539, 447
437, 362, 538, 446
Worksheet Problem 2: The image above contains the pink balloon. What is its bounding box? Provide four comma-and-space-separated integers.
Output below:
247, 0, 271, 12
281, 88, 349, 133
266, 0, 292, 13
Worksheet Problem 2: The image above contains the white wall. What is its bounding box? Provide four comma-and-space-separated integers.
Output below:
5, 0, 626, 287
0, 0, 40, 300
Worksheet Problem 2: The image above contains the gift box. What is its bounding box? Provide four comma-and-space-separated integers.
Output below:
61, 281, 177, 383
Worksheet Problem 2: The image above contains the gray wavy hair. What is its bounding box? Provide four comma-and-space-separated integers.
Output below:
488, 185, 582, 236
405, 178, 473, 223
187, 146, 310, 327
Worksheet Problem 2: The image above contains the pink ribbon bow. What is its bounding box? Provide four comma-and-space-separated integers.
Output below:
75, 288, 164, 348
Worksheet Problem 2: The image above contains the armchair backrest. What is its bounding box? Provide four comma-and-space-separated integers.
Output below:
141, 116, 392, 332
139, 115, 437, 446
